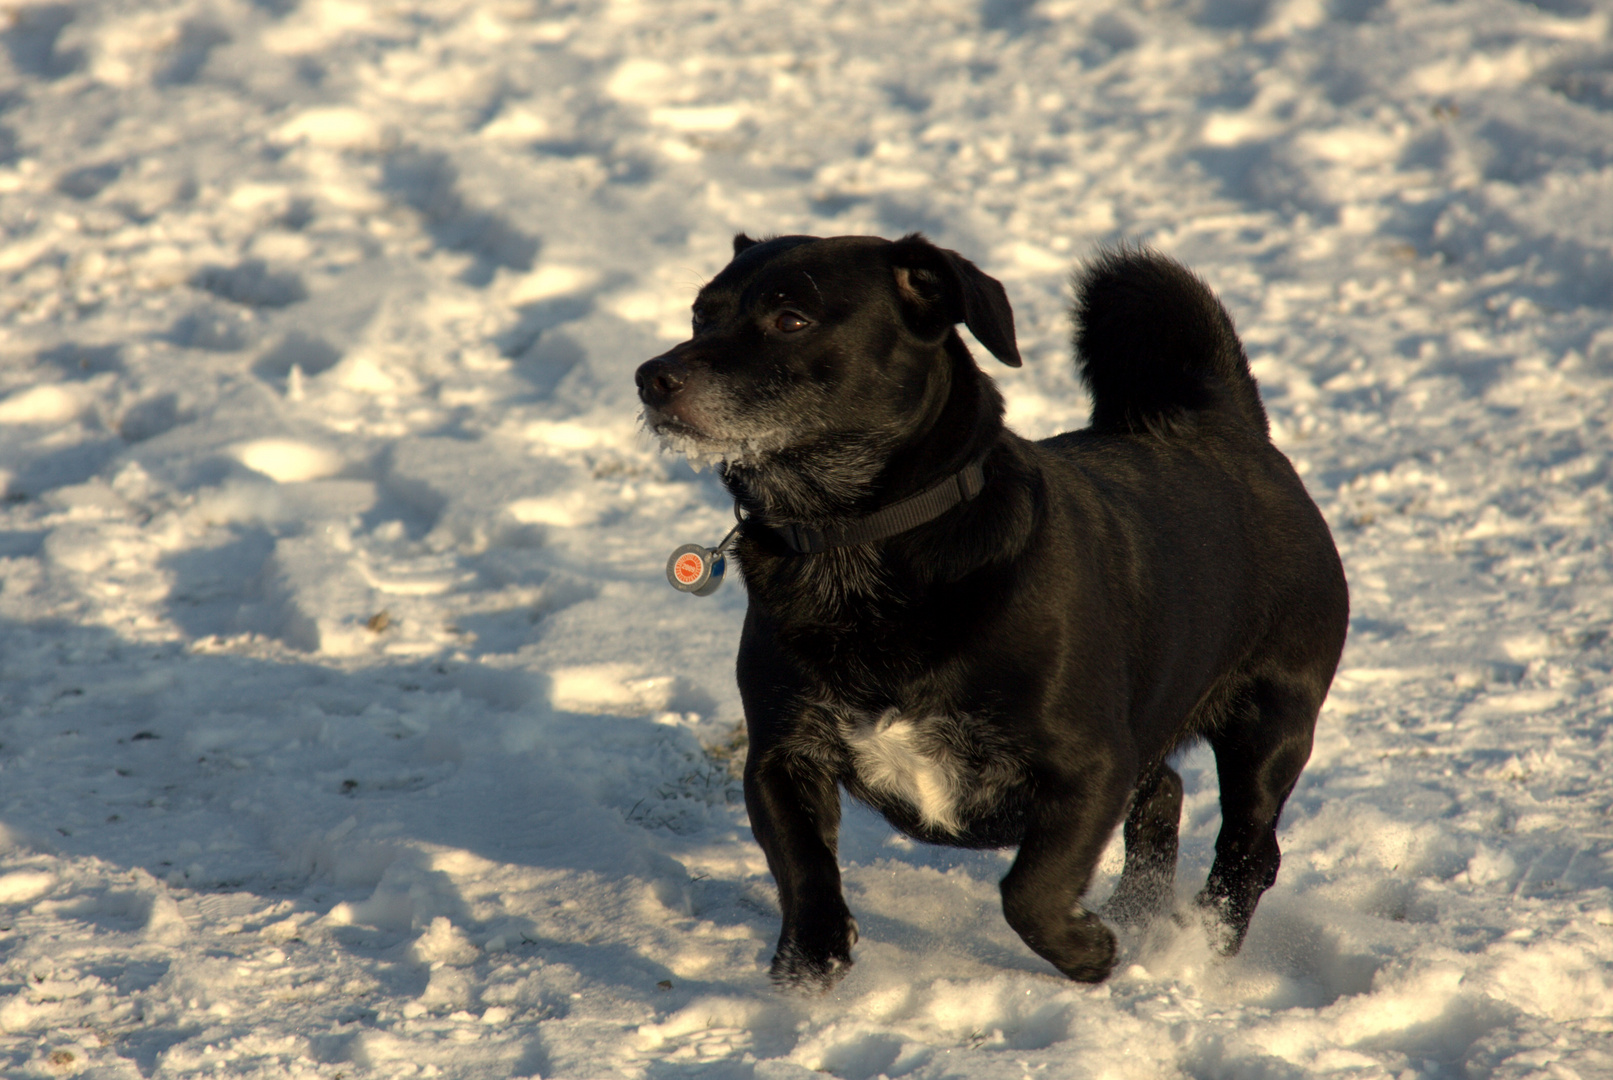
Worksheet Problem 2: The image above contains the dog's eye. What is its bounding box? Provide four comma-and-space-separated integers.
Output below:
775, 312, 811, 333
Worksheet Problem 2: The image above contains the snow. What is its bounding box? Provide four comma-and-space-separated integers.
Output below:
0, 0, 1611, 1076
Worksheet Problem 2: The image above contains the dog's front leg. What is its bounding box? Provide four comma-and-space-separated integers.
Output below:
744, 751, 858, 992
999, 778, 1130, 983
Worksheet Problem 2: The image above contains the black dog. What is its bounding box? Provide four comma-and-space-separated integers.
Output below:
636, 234, 1348, 991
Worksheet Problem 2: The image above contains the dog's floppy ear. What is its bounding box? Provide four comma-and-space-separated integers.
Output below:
733, 233, 759, 255
889, 234, 1021, 366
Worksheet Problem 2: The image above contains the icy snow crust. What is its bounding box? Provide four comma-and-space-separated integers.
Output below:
0, 0, 1610, 1076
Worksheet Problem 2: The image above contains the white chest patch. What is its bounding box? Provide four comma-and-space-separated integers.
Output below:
841, 711, 964, 834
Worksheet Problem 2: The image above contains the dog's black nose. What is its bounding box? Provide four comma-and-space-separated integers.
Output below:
635, 358, 687, 407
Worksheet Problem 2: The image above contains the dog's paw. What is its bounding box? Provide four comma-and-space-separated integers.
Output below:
1049, 910, 1119, 983
769, 915, 858, 994
1192, 890, 1248, 957
1012, 909, 1117, 983
1005, 896, 1119, 984
769, 945, 854, 993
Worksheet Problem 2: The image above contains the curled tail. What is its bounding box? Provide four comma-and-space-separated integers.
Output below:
1073, 247, 1268, 436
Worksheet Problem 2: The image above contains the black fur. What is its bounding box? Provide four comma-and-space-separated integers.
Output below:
636, 235, 1348, 992
1075, 246, 1267, 433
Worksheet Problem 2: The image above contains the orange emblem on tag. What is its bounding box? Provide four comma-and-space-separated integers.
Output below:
674, 552, 705, 585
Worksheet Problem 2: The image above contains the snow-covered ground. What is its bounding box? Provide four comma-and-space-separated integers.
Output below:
1, 0, 1610, 1075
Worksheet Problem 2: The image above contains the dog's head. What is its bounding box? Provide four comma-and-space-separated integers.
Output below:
635, 234, 1020, 501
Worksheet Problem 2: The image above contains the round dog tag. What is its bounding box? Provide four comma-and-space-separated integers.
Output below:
667, 543, 725, 596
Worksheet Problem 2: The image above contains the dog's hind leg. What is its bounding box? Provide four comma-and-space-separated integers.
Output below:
999, 771, 1131, 982
1196, 679, 1318, 955
1102, 762, 1184, 926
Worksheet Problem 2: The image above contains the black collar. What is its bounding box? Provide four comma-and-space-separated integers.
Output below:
744, 453, 990, 555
